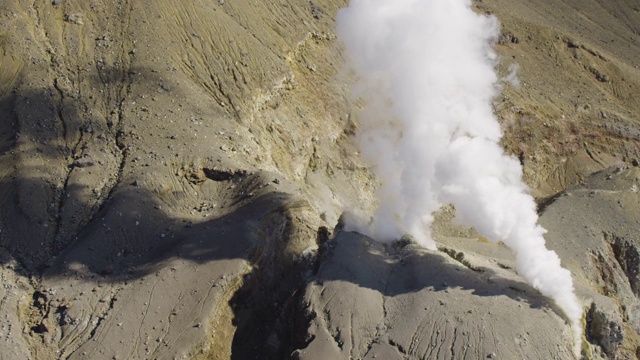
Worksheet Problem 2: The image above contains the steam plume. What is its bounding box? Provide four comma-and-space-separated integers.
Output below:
337, 0, 583, 354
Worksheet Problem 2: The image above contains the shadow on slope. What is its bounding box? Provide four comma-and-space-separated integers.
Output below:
314, 231, 558, 309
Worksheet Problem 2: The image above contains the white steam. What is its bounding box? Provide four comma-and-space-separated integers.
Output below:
337, 0, 582, 355
503, 63, 521, 87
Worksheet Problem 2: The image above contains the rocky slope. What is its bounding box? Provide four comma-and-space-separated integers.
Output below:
0, 0, 638, 359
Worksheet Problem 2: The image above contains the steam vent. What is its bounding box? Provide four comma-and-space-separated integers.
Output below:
0, 0, 639, 359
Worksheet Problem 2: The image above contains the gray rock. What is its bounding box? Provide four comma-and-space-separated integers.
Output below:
587, 301, 624, 355
606, 233, 640, 297
293, 232, 575, 360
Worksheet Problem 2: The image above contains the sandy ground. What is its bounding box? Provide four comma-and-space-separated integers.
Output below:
0, 0, 638, 359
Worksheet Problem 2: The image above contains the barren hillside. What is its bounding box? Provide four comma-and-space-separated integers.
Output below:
0, 1, 638, 359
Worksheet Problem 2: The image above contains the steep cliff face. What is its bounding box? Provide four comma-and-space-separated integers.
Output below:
0, 1, 638, 359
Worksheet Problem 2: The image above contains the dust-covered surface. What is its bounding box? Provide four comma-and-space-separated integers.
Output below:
0, 0, 638, 359
539, 165, 640, 359
294, 232, 575, 360
485, 0, 640, 197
